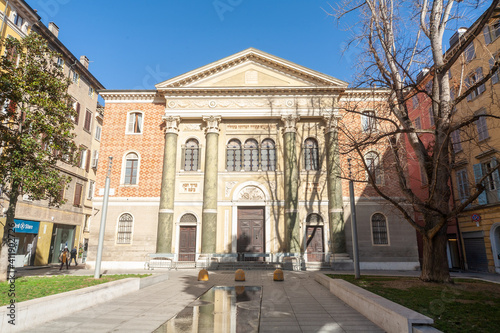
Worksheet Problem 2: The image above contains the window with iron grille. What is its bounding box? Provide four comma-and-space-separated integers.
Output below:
184, 139, 199, 171
244, 139, 259, 171
371, 213, 388, 245
261, 139, 276, 171
304, 138, 319, 171
226, 139, 242, 171
117, 213, 133, 244
180, 213, 197, 223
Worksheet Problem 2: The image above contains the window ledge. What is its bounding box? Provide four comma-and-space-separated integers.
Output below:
475, 148, 496, 159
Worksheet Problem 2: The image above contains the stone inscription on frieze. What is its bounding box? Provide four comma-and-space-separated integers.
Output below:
180, 182, 200, 194
305, 182, 322, 194
226, 124, 277, 133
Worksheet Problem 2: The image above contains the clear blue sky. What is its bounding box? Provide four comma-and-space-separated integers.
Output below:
26, 0, 487, 93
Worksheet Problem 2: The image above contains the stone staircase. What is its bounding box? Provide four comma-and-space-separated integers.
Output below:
214, 261, 284, 271
330, 253, 354, 270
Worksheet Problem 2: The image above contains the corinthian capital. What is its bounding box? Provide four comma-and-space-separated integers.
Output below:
162, 116, 180, 134
203, 116, 221, 134
323, 110, 341, 134
281, 114, 300, 134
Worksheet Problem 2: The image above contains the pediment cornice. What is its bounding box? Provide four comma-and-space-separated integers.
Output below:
156, 48, 348, 90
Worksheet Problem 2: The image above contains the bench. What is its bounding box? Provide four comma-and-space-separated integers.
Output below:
145, 254, 176, 270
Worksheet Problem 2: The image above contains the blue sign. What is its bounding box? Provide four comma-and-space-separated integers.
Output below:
14, 219, 40, 234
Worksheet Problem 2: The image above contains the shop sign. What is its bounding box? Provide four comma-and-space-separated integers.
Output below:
14, 219, 40, 234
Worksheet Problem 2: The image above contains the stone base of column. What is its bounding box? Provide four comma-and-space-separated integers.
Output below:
286, 211, 301, 253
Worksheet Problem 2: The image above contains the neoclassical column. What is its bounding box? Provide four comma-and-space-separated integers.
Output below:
281, 114, 301, 253
201, 116, 221, 254
156, 116, 180, 253
323, 112, 346, 253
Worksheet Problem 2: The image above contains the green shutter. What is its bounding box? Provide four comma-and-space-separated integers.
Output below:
473, 163, 487, 205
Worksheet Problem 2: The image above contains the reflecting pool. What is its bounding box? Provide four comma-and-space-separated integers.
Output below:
154, 286, 262, 333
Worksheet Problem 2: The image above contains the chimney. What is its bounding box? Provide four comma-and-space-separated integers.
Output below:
48, 22, 59, 38
80, 56, 89, 70
449, 27, 468, 48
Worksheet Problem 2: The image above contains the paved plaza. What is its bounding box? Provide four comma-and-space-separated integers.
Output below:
19, 269, 385, 333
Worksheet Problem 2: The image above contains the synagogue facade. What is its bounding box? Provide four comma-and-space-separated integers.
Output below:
88, 48, 418, 270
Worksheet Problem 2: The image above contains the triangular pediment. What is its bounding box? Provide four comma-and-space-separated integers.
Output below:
155, 48, 348, 90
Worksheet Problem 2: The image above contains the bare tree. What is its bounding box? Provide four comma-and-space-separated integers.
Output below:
330, 0, 500, 282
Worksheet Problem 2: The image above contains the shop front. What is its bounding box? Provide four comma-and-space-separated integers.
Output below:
48, 224, 76, 264
12, 219, 40, 267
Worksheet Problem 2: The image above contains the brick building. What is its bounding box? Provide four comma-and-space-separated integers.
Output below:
89, 48, 418, 270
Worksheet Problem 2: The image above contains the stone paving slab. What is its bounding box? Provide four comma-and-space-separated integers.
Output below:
20, 270, 384, 333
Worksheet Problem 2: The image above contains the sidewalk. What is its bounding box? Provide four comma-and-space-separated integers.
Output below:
19, 270, 385, 333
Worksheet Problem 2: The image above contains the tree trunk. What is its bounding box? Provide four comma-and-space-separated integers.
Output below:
420, 222, 451, 283
0, 183, 20, 282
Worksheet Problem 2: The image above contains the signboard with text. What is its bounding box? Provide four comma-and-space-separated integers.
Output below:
14, 219, 40, 234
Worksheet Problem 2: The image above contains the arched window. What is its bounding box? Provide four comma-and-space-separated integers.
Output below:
183, 139, 199, 171
124, 152, 139, 185
371, 213, 388, 245
180, 213, 197, 223
261, 139, 276, 171
117, 213, 133, 244
244, 139, 259, 171
365, 151, 382, 185
304, 138, 319, 171
306, 213, 323, 223
226, 139, 242, 171
126, 112, 143, 134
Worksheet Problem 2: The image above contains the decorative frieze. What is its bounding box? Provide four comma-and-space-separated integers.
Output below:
237, 186, 265, 201
305, 182, 322, 194
225, 181, 238, 197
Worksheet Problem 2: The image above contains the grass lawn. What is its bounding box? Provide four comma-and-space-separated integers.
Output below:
327, 274, 500, 333
0, 274, 150, 306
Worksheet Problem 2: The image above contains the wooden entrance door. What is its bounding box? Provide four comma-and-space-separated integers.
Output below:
237, 207, 264, 260
306, 226, 324, 262
179, 226, 196, 261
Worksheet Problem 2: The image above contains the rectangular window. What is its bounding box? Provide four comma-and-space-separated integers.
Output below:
456, 169, 470, 202
87, 181, 95, 200
127, 112, 143, 134
95, 125, 102, 141
482, 161, 497, 191
91, 150, 99, 168
84, 109, 92, 132
361, 111, 376, 132
79, 147, 87, 169
475, 110, 489, 141
88, 87, 94, 98
56, 57, 64, 68
73, 183, 83, 207
464, 42, 476, 62
465, 68, 486, 101
425, 80, 433, 94
125, 159, 138, 185
428, 107, 435, 127
72, 101, 80, 125
72, 71, 79, 85
412, 95, 419, 108
451, 130, 462, 153
14, 14, 23, 28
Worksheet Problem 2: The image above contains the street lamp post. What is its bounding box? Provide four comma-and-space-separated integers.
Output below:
94, 157, 113, 279
348, 158, 361, 279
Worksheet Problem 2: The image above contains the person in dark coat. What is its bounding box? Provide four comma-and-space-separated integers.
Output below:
69, 247, 78, 266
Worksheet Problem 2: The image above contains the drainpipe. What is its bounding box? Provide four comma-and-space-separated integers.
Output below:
0, 1, 10, 38
449, 173, 466, 270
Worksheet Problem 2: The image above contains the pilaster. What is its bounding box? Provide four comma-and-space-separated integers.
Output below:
156, 116, 180, 253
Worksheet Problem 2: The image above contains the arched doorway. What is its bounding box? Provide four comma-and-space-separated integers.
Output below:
490, 223, 500, 274
305, 213, 325, 262
178, 213, 197, 261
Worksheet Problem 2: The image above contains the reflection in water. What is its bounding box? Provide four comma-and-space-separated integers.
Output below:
154, 286, 262, 333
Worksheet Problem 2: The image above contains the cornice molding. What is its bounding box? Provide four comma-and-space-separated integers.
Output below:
99, 91, 157, 102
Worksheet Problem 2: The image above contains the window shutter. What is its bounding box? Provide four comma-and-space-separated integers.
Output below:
74, 184, 82, 206
477, 67, 486, 94
465, 76, 472, 101
491, 157, 500, 200
484, 26, 492, 44
127, 113, 135, 133
490, 58, 499, 85
473, 163, 488, 205
85, 149, 91, 172
456, 173, 465, 203
75, 102, 80, 125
